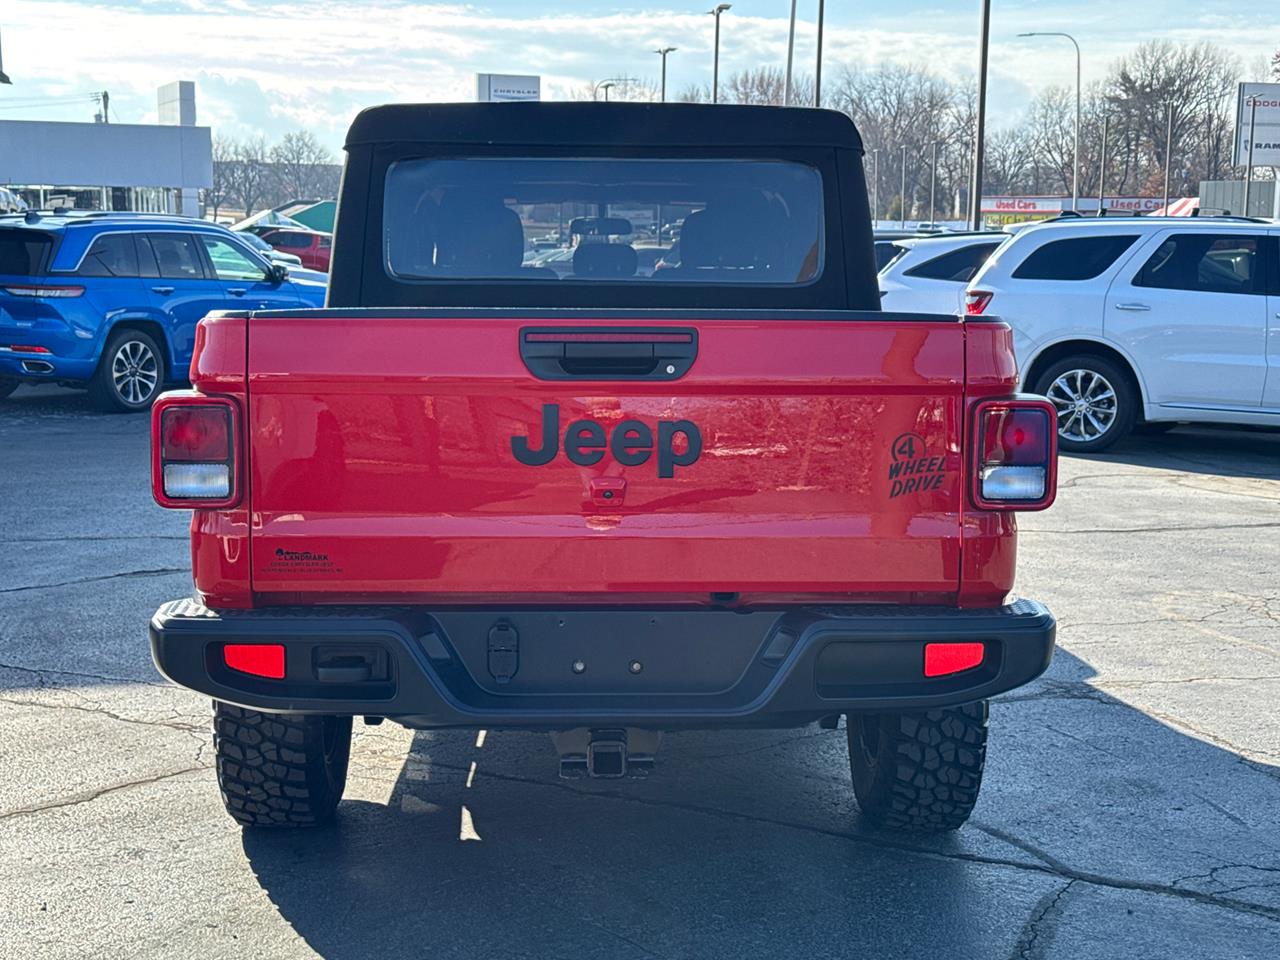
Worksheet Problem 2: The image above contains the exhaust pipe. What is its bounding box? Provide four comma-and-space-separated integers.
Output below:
21, 359, 53, 374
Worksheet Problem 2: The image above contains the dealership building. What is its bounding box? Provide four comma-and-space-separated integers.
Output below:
0, 81, 211, 216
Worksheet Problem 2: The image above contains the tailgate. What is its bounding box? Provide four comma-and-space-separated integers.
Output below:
246, 314, 966, 601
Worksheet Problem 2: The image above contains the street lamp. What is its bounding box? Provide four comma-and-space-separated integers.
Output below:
784, 0, 798, 106
970, 0, 992, 230
593, 77, 627, 101
1162, 100, 1174, 213
655, 47, 676, 103
708, 4, 731, 104
1019, 31, 1081, 212
814, 0, 825, 106
601, 82, 615, 103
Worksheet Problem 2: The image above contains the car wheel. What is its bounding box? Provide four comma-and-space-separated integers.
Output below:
89, 329, 165, 412
0, 378, 18, 400
1034, 354, 1137, 454
847, 702, 988, 832
213, 702, 352, 828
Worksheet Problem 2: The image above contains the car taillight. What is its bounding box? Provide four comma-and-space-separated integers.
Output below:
223, 644, 285, 679
972, 398, 1057, 510
5, 344, 51, 353
151, 393, 239, 508
965, 290, 993, 315
2, 284, 85, 298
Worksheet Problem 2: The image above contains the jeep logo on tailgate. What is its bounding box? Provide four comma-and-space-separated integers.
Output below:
512, 403, 702, 477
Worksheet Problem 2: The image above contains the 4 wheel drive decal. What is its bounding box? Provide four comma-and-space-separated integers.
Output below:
888, 432, 949, 498
512, 403, 702, 477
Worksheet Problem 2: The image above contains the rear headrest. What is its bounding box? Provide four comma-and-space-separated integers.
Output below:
573, 242, 638, 279
678, 204, 782, 273
434, 198, 524, 274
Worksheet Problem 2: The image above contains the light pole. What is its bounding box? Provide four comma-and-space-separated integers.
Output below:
708, 4, 731, 104
970, 0, 992, 230
929, 141, 938, 223
655, 47, 676, 102
0, 28, 11, 85
1019, 32, 1080, 211
601, 82, 615, 103
784, 0, 798, 106
1097, 115, 1108, 216
1244, 96, 1258, 216
814, 0, 825, 106
900, 145, 908, 228
593, 77, 628, 101
871, 149, 880, 224
1162, 101, 1174, 213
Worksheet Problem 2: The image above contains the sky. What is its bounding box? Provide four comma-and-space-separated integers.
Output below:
1, 0, 1277, 153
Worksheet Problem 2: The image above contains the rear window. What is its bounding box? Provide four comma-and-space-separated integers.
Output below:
0, 230, 53, 276
383, 157, 824, 285
1011, 234, 1138, 281
903, 241, 1000, 282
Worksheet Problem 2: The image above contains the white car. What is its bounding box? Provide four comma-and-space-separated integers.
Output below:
879, 233, 1006, 315
965, 216, 1278, 451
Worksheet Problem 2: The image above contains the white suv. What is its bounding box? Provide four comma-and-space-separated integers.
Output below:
965, 217, 1277, 452
878, 233, 1007, 315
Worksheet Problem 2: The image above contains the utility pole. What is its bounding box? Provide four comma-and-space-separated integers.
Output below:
101, 90, 109, 124
815, 0, 825, 107
708, 5, 731, 104
970, 0, 992, 230
0, 28, 12, 85
655, 47, 676, 102
900, 145, 908, 228
1244, 97, 1258, 216
1162, 101, 1174, 213
1097, 116, 1108, 216
784, 0, 798, 106
929, 141, 938, 223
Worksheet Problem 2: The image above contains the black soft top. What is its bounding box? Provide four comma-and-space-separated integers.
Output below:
344, 102, 864, 153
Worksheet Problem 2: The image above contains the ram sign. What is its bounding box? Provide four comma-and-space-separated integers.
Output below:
1234, 82, 1280, 168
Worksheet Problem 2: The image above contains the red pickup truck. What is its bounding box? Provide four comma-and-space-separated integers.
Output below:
149, 103, 1057, 833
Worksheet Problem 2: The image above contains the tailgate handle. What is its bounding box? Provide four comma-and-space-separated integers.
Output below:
520, 328, 697, 381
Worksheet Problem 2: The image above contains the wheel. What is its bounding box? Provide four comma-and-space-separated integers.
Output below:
847, 701, 988, 832
89, 328, 165, 412
1033, 354, 1137, 453
0, 378, 18, 400
212, 702, 352, 828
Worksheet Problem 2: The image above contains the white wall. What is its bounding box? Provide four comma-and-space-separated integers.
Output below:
0, 119, 212, 190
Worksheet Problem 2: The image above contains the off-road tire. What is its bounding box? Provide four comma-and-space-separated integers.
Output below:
0, 378, 19, 400
88, 328, 165, 412
213, 702, 352, 828
847, 701, 988, 832
1033, 354, 1138, 454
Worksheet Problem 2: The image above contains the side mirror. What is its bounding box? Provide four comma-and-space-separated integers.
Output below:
269, 263, 289, 283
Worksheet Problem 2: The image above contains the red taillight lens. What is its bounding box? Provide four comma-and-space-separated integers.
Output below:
151, 393, 239, 508
161, 407, 230, 462
973, 399, 1057, 510
924, 642, 985, 677
965, 290, 993, 315
223, 644, 285, 679
3, 284, 85, 298
6, 344, 52, 354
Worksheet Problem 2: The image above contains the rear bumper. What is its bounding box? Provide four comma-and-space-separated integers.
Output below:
149, 599, 1055, 729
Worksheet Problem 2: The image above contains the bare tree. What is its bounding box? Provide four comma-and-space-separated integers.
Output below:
223, 137, 269, 217
269, 131, 335, 201
206, 136, 236, 220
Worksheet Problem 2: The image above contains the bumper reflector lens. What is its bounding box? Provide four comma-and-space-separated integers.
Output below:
162, 463, 230, 499
980, 465, 1046, 501
924, 642, 985, 677
223, 644, 285, 679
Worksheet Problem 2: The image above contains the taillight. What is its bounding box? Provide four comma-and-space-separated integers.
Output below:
972, 398, 1057, 510
3, 284, 85, 298
151, 392, 239, 508
965, 290, 993, 315
924, 642, 985, 677
4, 344, 52, 354
223, 644, 285, 679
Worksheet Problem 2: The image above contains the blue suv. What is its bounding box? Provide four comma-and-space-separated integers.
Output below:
0, 212, 326, 411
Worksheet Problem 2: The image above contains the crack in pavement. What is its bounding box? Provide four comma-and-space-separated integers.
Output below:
0, 535, 188, 544
424, 758, 1280, 923
0, 660, 167, 688
1007, 879, 1078, 960
0, 765, 208, 822
0, 567, 188, 594
0, 694, 205, 734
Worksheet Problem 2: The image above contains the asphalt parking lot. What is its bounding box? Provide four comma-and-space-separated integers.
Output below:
1, 382, 1278, 959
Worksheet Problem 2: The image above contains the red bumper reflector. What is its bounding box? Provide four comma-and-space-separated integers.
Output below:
924, 642, 985, 677
223, 644, 285, 679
